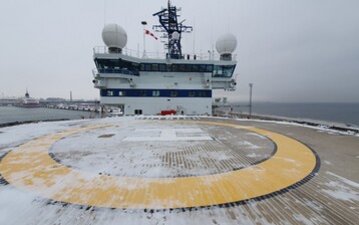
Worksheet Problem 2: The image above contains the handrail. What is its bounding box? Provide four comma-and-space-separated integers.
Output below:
93, 46, 237, 61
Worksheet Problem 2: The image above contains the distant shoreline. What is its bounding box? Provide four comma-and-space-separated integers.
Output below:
217, 102, 359, 127
216, 112, 359, 135
0, 106, 98, 128
0, 119, 71, 128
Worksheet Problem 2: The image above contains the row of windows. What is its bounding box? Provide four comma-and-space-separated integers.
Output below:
97, 68, 139, 76
95, 58, 236, 77
96, 59, 140, 75
140, 63, 214, 73
100, 89, 212, 98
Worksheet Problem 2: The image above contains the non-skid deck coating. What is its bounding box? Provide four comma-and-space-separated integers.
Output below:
0, 121, 317, 209
0, 117, 358, 225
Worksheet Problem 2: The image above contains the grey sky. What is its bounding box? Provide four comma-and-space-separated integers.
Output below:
0, 0, 358, 102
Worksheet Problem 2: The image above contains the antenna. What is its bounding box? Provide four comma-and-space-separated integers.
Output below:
104, 0, 106, 25
249, 83, 254, 118
152, 1, 193, 59
141, 21, 147, 58
192, 17, 196, 55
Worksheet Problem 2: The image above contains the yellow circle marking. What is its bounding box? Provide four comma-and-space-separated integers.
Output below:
0, 121, 317, 209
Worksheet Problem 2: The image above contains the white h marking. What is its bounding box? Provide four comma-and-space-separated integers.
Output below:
123, 128, 212, 141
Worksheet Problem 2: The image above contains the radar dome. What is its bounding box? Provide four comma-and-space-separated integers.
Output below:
215, 33, 237, 55
102, 24, 127, 49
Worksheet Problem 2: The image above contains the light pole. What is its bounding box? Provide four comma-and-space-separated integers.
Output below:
249, 83, 253, 118
141, 21, 147, 58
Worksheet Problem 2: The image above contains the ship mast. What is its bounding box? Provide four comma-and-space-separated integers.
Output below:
153, 0, 193, 59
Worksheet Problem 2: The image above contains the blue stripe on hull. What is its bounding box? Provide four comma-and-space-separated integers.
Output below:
100, 89, 212, 98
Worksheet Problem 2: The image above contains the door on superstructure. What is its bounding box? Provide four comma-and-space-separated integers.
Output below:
119, 104, 125, 116
134, 109, 143, 115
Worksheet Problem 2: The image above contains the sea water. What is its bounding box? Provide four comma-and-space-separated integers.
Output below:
0, 106, 97, 125
232, 102, 359, 126
1, 103, 359, 127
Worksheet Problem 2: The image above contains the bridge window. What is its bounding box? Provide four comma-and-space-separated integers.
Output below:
171, 64, 178, 72
213, 65, 235, 77
138, 63, 214, 73
181, 64, 187, 72
199, 65, 208, 72
159, 64, 167, 72
144, 64, 151, 71
95, 58, 139, 76
152, 64, 159, 71
192, 64, 199, 72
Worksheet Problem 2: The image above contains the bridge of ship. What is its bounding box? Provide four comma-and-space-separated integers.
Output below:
93, 51, 237, 90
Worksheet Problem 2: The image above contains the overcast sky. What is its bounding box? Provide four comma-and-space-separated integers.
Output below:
1, 0, 358, 102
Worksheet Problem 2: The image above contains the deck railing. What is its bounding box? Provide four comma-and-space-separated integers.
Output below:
93, 46, 237, 61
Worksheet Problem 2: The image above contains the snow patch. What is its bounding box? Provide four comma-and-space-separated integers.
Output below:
0, 187, 38, 225
123, 128, 212, 142
323, 160, 332, 165
246, 132, 267, 140
321, 172, 359, 202
238, 141, 260, 149
246, 153, 258, 158
293, 214, 315, 225
326, 172, 359, 188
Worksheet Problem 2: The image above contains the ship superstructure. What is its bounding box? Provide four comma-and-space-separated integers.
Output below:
92, 1, 238, 115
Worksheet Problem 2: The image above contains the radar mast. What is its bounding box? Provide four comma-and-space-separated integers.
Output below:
153, 0, 193, 59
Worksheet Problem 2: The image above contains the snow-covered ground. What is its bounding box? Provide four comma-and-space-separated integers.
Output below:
49, 118, 273, 178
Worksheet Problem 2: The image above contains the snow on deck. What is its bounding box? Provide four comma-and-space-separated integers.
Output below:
0, 117, 358, 225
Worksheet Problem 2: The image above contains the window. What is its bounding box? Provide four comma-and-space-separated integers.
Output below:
149, 63, 215, 73
95, 59, 139, 76
213, 65, 235, 77
159, 64, 167, 72
192, 64, 199, 72
199, 64, 207, 72
214, 65, 223, 76
152, 90, 160, 97
139, 90, 147, 96
178, 64, 187, 72
171, 64, 178, 72
224, 65, 235, 77
188, 91, 196, 97
152, 64, 159, 71
207, 65, 214, 72
170, 91, 178, 97
144, 64, 151, 71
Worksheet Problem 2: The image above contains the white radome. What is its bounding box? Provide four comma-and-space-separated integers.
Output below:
102, 24, 127, 49
215, 33, 237, 54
